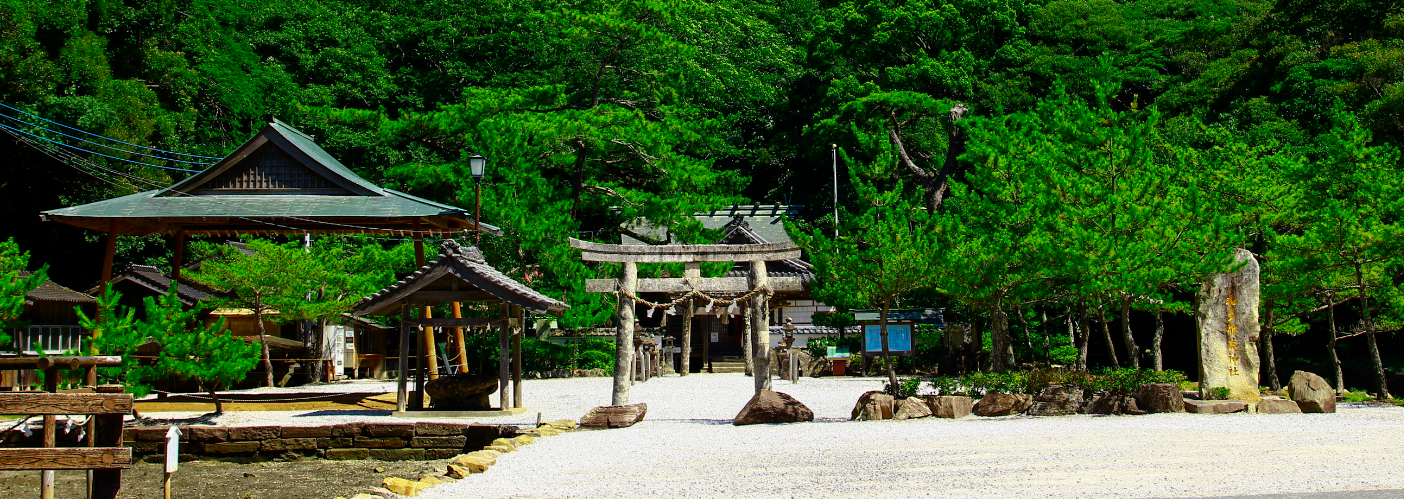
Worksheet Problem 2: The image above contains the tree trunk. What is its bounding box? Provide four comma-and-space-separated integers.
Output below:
1119, 297, 1139, 369
1016, 309, 1034, 366
255, 299, 274, 388
1042, 309, 1053, 364
1099, 304, 1119, 369
1327, 295, 1344, 395
742, 308, 753, 377
1152, 311, 1165, 371
990, 300, 1013, 372
1262, 300, 1280, 391
209, 385, 223, 415
1355, 263, 1391, 399
1075, 309, 1090, 372
879, 302, 898, 391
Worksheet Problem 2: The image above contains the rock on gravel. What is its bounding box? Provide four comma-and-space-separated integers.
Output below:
973, 393, 1032, 417
733, 390, 815, 425
1136, 383, 1185, 413
1259, 398, 1303, 414
1289, 370, 1337, 413
1184, 399, 1248, 414
923, 395, 973, 419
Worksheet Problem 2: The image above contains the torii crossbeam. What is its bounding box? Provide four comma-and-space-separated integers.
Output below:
569, 238, 802, 404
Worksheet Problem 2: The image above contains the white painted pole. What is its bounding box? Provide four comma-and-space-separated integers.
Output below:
831, 144, 839, 239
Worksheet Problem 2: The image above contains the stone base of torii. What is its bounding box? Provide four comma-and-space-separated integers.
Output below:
570, 238, 804, 404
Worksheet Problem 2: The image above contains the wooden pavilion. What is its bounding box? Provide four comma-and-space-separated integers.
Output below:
352, 240, 568, 414
38, 118, 497, 368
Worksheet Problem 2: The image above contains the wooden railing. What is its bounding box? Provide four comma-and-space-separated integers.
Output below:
0, 356, 129, 499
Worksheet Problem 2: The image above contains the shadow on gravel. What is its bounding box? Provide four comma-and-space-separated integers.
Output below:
652, 418, 853, 425
293, 410, 393, 417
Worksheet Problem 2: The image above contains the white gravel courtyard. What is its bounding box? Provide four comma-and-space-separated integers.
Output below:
141, 373, 1404, 498
420, 373, 1404, 499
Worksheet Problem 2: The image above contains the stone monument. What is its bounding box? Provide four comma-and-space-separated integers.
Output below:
1196, 248, 1261, 403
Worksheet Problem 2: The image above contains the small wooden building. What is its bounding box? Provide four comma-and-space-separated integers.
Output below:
353, 240, 567, 413
2, 272, 96, 389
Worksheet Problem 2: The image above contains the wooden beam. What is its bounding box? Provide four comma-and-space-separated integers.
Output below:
0, 448, 132, 471
569, 238, 801, 263
34, 356, 122, 371
0, 393, 132, 415
583, 276, 804, 293
405, 291, 493, 303
404, 317, 498, 327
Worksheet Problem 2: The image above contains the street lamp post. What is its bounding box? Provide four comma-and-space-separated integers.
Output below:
468, 154, 486, 246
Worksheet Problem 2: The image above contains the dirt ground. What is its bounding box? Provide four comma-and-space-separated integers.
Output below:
0, 457, 443, 499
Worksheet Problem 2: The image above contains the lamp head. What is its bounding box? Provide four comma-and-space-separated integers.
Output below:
468, 154, 487, 179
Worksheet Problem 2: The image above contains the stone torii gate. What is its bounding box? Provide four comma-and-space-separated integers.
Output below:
569, 238, 803, 404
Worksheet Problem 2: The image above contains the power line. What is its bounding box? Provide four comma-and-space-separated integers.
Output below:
0, 111, 215, 165
0, 102, 223, 159
0, 122, 202, 173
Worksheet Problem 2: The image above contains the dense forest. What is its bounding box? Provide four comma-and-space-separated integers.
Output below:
1, 0, 1402, 394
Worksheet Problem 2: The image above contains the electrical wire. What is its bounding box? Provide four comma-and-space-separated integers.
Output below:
0, 111, 215, 165
0, 122, 202, 173
0, 101, 223, 159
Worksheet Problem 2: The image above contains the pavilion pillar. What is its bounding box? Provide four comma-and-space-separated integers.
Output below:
680, 264, 698, 376
413, 224, 440, 381
612, 262, 637, 405
749, 260, 771, 393
499, 309, 511, 410
512, 305, 523, 408
396, 302, 409, 413
99, 220, 118, 285
452, 302, 468, 374
412, 309, 425, 411
170, 228, 185, 283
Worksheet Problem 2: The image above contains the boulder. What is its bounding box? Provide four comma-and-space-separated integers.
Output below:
1136, 384, 1185, 413
450, 455, 492, 473
1027, 384, 1085, 416
973, 393, 1033, 417
733, 390, 815, 425
1196, 248, 1262, 403
923, 396, 973, 419
851, 391, 895, 420
1288, 371, 1336, 413
381, 477, 425, 497
424, 374, 500, 411
892, 397, 933, 420
579, 403, 648, 429
1087, 393, 1146, 415
1184, 399, 1248, 414
1257, 398, 1302, 414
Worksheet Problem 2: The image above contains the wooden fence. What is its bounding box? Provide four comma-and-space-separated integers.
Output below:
0, 356, 130, 499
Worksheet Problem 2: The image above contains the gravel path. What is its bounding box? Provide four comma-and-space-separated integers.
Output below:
400, 373, 1404, 499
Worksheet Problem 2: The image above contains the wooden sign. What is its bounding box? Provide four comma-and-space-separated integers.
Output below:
164, 426, 181, 473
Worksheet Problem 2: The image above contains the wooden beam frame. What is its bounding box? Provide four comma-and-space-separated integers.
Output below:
569, 238, 800, 263
0, 448, 131, 471
403, 317, 498, 327
0, 394, 132, 415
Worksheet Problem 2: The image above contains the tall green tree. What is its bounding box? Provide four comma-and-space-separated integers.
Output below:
140, 285, 260, 414
0, 238, 46, 346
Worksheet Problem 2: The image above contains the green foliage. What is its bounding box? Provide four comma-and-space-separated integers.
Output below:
521, 338, 615, 373
76, 284, 143, 394
0, 238, 46, 346
803, 335, 861, 361
883, 377, 923, 399
1087, 368, 1187, 395
141, 284, 261, 412
928, 368, 1186, 397
1205, 386, 1232, 400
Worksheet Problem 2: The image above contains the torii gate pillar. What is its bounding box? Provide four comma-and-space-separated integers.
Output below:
749, 260, 770, 393
613, 262, 637, 405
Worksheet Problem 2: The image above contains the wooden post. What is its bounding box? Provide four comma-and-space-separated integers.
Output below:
85, 365, 96, 499
412, 316, 425, 410
99, 221, 118, 285
749, 260, 771, 393
170, 229, 185, 283
681, 264, 699, 376
452, 302, 468, 374
412, 223, 440, 382
790, 347, 799, 384
423, 307, 439, 381
512, 307, 523, 408
612, 262, 636, 405
396, 302, 409, 413
703, 314, 711, 373
91, 386, 124, 499
499, 311, 511, 410
742, 309, 753, 376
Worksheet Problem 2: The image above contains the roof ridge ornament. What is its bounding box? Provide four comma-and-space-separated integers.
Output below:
724, 215, 750, 230
441, 239, 485, 263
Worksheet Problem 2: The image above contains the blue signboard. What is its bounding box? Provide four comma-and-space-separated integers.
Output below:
864, 324, 912, 353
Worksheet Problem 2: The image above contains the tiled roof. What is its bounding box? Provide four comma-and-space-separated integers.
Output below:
768, 325, 842, 335
352, 239, 569, 316
103, 265, 214, 306
17, 272, 96, 304
716, 217, 815, 282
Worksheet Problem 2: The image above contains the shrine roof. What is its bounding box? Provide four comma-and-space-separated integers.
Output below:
352, 239, 568, 316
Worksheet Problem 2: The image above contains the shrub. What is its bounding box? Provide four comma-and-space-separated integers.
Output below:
884, 377, 923, 399
926, 368, 1187, 398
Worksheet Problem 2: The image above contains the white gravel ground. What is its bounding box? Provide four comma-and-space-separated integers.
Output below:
142, 373, 1404, 498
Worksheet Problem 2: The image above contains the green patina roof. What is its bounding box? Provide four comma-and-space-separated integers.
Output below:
41, 119, 500, 236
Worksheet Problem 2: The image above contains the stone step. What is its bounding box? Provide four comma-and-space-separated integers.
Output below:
707, 361, 748, 373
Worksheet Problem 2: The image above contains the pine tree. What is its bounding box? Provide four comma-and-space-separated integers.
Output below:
0, 238, 48, 347
141, 285, 260, 414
